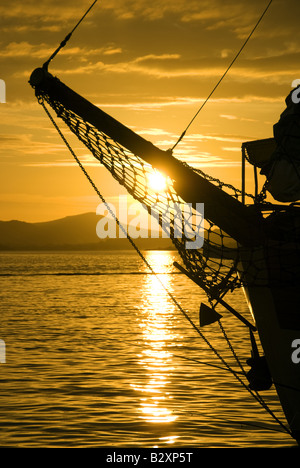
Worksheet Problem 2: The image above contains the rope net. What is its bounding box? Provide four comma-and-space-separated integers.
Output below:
35, 87, 300, 299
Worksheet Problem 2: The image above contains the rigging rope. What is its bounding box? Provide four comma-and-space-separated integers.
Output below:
39, 96, 292, 437
171, 0, 274, 151
31, 0, 297, 438
40, 97, 234, 362
43, 0, 99, 70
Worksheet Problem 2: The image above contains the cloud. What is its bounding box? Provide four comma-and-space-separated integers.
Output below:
95, 95, 282, 115
24, 47, 296, 89
220, 114, 237, 120
100, 0, 260, 24
1, 0, 299, 224
222, 146, 242, 152
185, 133, 247, 143
0, 41, 122, 60
48, 53, 182, 77
103, 47, 122, 56
0, 1, 93, 22
135, 127, 172, 136
23, 154, 101, 167
0, 132, 67, 158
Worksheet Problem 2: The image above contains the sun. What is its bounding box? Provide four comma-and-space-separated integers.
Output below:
147, 170, 168, 192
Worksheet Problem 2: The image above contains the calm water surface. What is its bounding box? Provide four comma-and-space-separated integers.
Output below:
0, 251, 297, 448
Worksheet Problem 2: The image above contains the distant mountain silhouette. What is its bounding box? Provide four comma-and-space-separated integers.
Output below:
0, 212, 174, 251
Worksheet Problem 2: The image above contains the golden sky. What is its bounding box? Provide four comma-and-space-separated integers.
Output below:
1, 0, 300, 222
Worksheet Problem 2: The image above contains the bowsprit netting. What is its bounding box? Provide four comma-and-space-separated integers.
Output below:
32, 73, 300, 298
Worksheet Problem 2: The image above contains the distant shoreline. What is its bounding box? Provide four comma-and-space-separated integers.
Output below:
0, 245, 176, 252
0, 212, 175, 252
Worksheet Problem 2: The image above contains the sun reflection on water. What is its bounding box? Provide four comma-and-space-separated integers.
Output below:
131, 251, 179, 425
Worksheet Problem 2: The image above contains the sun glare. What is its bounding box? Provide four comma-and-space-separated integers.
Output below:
147, 170, 168, 192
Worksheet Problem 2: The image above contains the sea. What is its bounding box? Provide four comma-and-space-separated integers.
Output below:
0, 250, 297, 449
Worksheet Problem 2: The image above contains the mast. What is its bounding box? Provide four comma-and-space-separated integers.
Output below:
29, 67, 265, 247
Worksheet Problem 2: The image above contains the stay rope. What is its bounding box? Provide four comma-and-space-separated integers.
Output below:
39, 96, 292, 437
171, 0, 274, 151
43, 0, 99, 70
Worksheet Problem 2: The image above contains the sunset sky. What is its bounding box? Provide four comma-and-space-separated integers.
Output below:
1, 0, 300, 222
